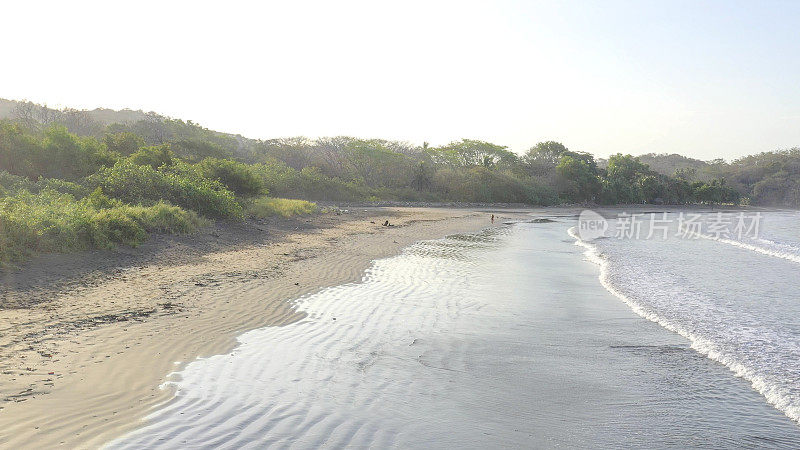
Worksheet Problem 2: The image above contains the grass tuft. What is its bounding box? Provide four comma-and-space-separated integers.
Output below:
0, 189, 205, 266
246, 197, 318, 219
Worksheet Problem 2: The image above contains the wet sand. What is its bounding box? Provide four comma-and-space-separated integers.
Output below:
107, 217, 800, 448
0, 207, 534, 448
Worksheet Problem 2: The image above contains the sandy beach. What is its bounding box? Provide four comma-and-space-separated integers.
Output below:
4, 205, 799, 448
0, 206, 534, 448
102, 209, 800, 448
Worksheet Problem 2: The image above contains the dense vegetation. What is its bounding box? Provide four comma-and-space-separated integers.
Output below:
0, 185, 204, 263
1, 99, 798, 263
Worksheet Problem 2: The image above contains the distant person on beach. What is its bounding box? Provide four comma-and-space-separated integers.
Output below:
491, 214, 494, 223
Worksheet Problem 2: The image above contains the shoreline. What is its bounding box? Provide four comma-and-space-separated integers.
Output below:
106, 214, 800, 447
1, 205, 789, 447
0, 206, 537, 448
571, 209, 800, 428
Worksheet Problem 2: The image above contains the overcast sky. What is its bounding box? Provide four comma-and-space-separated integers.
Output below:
2, 0, 799, 160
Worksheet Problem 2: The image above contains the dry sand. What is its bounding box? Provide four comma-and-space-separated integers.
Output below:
0, 207, 532, 448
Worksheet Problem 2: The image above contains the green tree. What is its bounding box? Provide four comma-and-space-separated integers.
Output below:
0, 121, 38, 177
601, 154, 653, 203
128, 145, 175, 169
555, 155, 600, 202
430, 139, 518, 169
105, 132, 144, 156
196, 157, 265, 197
35, 125, 116, 179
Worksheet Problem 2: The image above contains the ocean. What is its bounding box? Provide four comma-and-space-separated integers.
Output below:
109, 210, 800, 448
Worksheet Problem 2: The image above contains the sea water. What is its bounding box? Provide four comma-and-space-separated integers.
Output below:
574, 210, 800, 436
109, 212, 800, 448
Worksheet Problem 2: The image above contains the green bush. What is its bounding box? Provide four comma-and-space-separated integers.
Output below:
197, 157, 264, 197
0, 123, 118, 180
0, 171, 89, 199
246, 197, 318, 218
0, 171, 35, 193
90, 208, 149, 247
37, 126, 118, 179
128, 145, 176, 169
130, 201, 205, 233
104, 132, 144, 156
0, 190, 204, 265
0, 121, 39, 178
87, 161, 243, 219
36, 178, 90, 198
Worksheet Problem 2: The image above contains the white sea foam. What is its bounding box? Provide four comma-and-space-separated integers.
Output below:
685, 229, 800, 265
569, 224, 800, 424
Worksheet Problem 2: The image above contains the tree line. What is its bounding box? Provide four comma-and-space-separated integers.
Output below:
2, 101, 791, 207
2, 100, 799, 264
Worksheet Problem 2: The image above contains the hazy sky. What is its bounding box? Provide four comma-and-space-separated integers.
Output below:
2, 0, 799, 160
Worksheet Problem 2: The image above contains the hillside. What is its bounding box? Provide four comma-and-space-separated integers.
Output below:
0, 98, 18, 119
0, 98, 258, 161
635, 153, 711, 181
0, 98, 149, 126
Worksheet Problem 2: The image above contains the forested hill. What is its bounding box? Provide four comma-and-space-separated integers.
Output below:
1, 98, 799, 264
1, 98, 799, 210
0, 98, 150, 128
0, 99, 17, 118
0, 99, 259, 161
632, 154, 711, 179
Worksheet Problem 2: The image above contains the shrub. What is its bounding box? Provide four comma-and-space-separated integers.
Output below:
0, 124, 117, 180
130, 201, 205, 233
90, 208, 149, 247
86, 161, 243, 219
246, 197, 318, 218
0, 171, 89, 198
37, 126, 118, 179
0, 171, 35, 193
128, 145, 176, 169
104, 132, 144, 156
36, 178, 90, 198
0, 190, 204, 266
197, 157, 264, 197
0, 121, 39, 178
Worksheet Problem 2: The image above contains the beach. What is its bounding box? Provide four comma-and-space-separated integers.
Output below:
2, 1, 798, 446
108, 210, 800, 448
0, 207, 531, 448
2, 206, 800, 448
